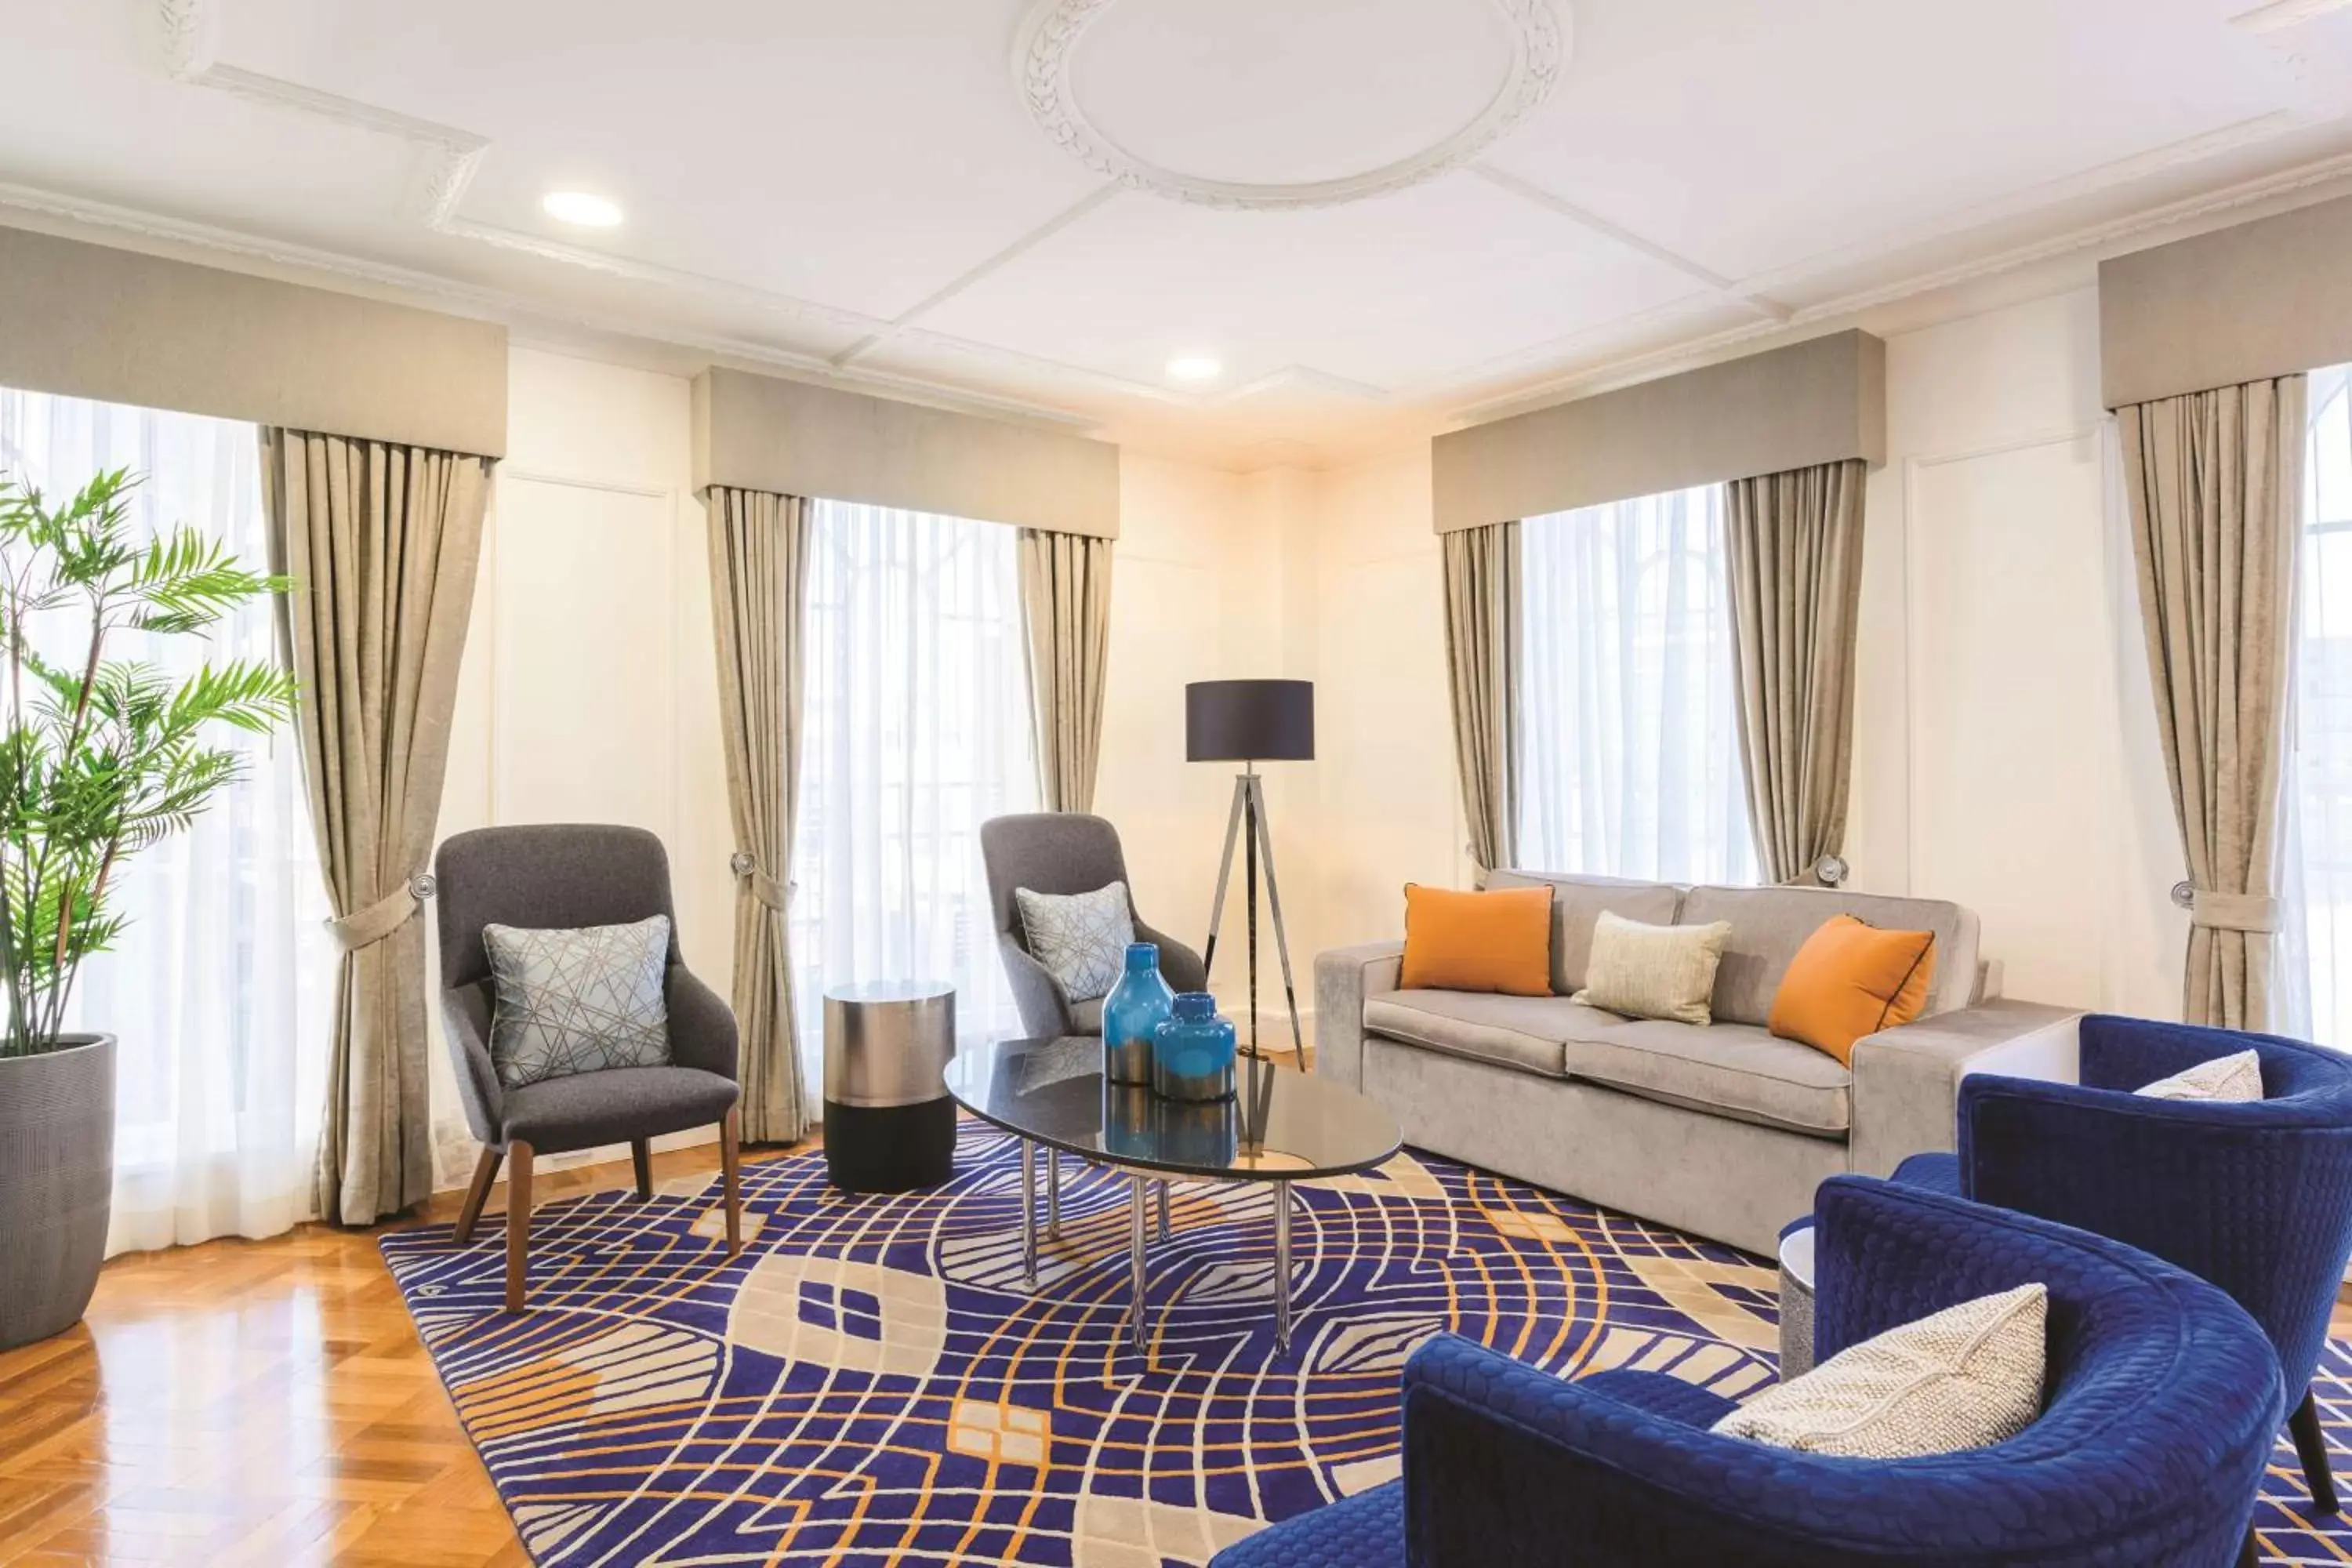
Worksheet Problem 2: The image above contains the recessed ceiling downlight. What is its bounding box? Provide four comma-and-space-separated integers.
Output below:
542, 190, 623, 228
1167, 354, 1224, 383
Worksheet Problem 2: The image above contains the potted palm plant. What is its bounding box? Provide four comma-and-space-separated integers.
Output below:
0, 467, 293, 1350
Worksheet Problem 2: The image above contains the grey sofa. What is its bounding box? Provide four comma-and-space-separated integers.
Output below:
1315, 870, 2079, 1256
981, 813, 1208, 1037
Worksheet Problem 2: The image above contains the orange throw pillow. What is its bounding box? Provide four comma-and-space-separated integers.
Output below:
1399, 883, 1554, 996
1768, 915, 1937, 1065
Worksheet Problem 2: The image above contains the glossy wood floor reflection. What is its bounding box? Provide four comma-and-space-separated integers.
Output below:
0, 1138, 807, 1566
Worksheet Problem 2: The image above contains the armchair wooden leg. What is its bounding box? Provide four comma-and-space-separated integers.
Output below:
2293, 1386, 2339, 1514
719, 1108, 742, 1258
631, 1138, 654, 1200
2241, 1526, 2261, 1567
454, 1145, 503, 1246
505, 1139, 534, 1313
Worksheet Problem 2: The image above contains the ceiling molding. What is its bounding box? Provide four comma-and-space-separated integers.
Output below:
830, 182, 1123, 368
1443, 141, 2352, 425
1733, 107, 2322, 304
1467, 162, 1793, 322
100, 0, 2352, 454
1009, 0, 1570, 211
0, 177, 1106, 432
2232, 0, 2352, 32
137, 0, 1257, 412
160, 0, 486, 223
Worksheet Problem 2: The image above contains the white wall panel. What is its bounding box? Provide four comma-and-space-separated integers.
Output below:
488, 476, 678, 833
1905, 433, 2112, 1004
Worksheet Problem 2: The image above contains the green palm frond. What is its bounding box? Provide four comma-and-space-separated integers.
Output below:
0, 465, 292, 1055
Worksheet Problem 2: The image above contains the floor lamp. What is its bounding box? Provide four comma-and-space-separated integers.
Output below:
1188, 679, 1312, 1066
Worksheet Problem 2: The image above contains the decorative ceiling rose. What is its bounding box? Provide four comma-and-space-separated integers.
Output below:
1012, 0, 1571, 211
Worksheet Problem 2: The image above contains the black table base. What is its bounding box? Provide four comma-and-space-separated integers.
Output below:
825, 1096, 956, 1193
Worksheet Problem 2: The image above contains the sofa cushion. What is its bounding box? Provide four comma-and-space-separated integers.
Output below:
1486, 870, 1682, 995
1400, 882, 1555, 996
1679, 884, 1980, 1027
1562, 1016, 1854, 1137
1572, 912, 1731, 1025
1363, 990, 1604, 1079
1362, 989, 1853, 1137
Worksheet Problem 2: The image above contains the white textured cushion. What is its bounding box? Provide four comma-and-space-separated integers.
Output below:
1570, 912, 1730, 1025
1015, 881, 1135, 1003
2136, 1048, 2263, 1102
1712, 1283, 2047, 1457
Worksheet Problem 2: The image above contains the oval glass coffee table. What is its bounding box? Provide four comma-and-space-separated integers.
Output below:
943, 1037, 1402, 1356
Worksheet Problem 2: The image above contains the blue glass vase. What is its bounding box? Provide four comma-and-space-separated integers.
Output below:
1153, 992, 1237, 1102
1102, 942, 1174, 1086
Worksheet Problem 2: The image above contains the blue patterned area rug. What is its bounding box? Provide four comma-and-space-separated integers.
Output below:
382, 1123, 2349, 1566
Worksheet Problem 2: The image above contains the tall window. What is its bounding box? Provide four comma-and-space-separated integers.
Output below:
0, 387, 332, 1254
1515, 484, 1757, 884
2293, 365, 2352, 1046
789, 501, 1038, 1076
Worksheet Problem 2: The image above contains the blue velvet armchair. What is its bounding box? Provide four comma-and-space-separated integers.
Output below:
1894, 1012, 2352, 1515
1212, 1175, 2284, 1568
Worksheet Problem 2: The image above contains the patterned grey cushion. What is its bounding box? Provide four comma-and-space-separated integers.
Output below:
485, 915, 673, 1089
1015, 880, 1135, 1003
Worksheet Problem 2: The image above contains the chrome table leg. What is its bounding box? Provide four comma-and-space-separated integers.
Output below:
1020, 1139, 1037, 1288
1129, 1171, 1149, 1352
1157, 1178, 1171, 1241
1047, 1148, 1062, 1239
1273, 1179, 1293, 1356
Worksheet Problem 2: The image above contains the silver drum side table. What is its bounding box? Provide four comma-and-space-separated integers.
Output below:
823, 981, 957, 1192
1777, 1220, 1817, 1378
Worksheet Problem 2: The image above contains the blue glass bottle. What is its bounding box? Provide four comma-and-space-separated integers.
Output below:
1153, 992, 1237, 1102
1102, 942, 1174, 1085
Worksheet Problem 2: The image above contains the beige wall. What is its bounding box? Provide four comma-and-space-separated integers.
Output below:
1304, 449, 1466, 960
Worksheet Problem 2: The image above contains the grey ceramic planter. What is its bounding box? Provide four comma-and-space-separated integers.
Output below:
0, 1033, 115, 1351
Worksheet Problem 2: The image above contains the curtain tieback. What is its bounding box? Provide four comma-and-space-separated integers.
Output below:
327, 870, 435, 953
731, 850, 790, 913
2189, 889, 2281, 935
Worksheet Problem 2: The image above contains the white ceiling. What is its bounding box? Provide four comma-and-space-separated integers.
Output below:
3, 0, 2352, 466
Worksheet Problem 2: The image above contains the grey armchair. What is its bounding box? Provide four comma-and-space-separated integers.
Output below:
980, 813, 1207, 1038
434, 824, 743, 1311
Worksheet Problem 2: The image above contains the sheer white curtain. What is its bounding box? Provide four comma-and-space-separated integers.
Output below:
0, 387, 332, 1254
1515, 483, 1757, 884
2288, 365, 2352, 1046
789, 500, 1038, 1081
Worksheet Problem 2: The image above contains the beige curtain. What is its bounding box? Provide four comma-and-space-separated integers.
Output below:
1441, 521, 1521, 880
2120, 376, 2307, 1030
1723, 459, 1870, 885
263, 429, 490, 1225
1016, 528, 1114, 814
706, 487, 812, 1144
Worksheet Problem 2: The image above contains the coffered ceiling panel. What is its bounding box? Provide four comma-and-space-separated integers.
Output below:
1483, 0, 2344, 285
0, 0, 2349, 465
217, 0, 1107, 321
914, 178, 1707, 394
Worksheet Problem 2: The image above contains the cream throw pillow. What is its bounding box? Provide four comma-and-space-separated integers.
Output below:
1571, 911, 1730, 1025
1712, 1283, 2047, 1457
2136, 1048, 2263, 1102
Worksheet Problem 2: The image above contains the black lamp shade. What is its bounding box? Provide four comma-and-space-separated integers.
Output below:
1186, 680, 1314, 763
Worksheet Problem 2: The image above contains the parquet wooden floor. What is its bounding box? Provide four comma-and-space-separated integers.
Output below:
0, 1138, 808, 1566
